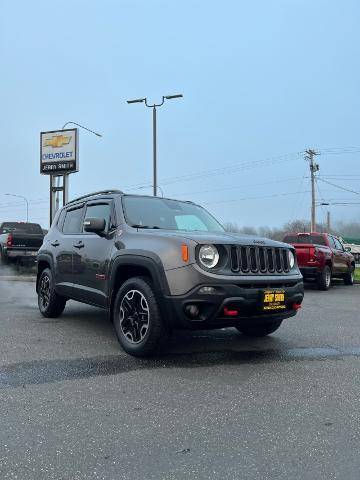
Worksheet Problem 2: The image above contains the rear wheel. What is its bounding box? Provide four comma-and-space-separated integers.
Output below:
0, 248, 9, 266
113, 277, 167, 357
344, 266, 355, 286
317, 265, 331, 291
38, 268, 66, 318
236, 319, 283, 337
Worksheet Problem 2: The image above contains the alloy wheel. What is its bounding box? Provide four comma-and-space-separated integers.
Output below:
119, 289, 150, 344
39, 275, 50, 310
325, 268, 331, 288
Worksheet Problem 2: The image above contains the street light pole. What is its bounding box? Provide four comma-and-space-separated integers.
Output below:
5, 193, 29, 222
127, 94, 183, 196
153, 106, 157, 197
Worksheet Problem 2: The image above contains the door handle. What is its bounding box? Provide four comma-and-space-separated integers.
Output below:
74, 241, 85, 249
51, 240, 60, 247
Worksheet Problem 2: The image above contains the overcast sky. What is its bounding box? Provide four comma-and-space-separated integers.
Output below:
1, 0, 360, 228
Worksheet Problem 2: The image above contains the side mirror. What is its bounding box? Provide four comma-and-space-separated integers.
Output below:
83, 217, 106, 235
345, 246, 351, 252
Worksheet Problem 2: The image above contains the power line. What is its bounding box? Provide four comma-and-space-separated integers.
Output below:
169, 177, 303, 198
203, 190, 311, 206
317, 177, 360, 195
124, 151, 304, 190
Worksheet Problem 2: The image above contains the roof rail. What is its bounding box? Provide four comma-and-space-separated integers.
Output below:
66, 190, 124, 205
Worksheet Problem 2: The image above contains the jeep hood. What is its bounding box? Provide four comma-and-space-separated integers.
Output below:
146, 229, 290, 249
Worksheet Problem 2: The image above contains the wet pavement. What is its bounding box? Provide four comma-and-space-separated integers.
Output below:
0, 281, 360, 479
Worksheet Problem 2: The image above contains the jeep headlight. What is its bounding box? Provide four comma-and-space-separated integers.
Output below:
198, 244, 219, 269
288, 250, 295, 269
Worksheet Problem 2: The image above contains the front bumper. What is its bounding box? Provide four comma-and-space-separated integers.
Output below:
163, 280, 304, 330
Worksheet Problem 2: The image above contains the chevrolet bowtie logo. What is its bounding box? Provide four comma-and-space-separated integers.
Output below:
44, 135, 71, 148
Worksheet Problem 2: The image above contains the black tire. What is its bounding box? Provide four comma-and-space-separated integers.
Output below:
317, 265, 331, 291
37, 268, 66, 318
236, 319, 283, 337
0, 248, 9, 266
344, 266, 355, 286
113, 277, 166, 357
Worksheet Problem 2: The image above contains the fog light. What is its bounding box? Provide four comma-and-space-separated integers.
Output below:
198, 286, 217, 294
293, 303, 302, 310
185, 304, 200, 319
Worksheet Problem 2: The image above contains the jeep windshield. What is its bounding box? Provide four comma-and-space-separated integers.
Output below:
123, 196, 225, 233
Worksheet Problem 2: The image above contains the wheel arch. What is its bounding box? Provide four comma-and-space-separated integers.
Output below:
325, 259, 333, 270
108, 254, 170, 320
36, 254, 54, 293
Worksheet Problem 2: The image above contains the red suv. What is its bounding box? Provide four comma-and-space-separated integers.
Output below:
282, 232, 355, 290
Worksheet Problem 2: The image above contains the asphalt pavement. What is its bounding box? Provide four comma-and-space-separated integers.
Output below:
0, 280, 360, 480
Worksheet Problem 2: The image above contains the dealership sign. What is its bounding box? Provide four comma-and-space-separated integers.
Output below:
40, 128, 79, 174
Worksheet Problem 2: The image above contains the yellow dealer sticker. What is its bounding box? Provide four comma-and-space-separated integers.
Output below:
263, 290, 286, 311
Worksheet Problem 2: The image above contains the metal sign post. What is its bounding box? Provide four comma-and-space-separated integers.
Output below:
49, 175, 69, 226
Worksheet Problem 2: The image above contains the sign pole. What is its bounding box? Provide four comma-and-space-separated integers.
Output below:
49, 175, 57, 227
63, 174, 69, 205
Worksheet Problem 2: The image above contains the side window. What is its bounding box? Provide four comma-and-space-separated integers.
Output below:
63, 207, 84, 234
328, 236, 337, 249
84, 203, 112, 231
57, 209, 66, 230
334, 238, 343, 251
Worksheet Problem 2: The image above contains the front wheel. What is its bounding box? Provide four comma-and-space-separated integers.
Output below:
236, 319, 283, 337
38, 268, 66, 318
344, 266, 355, 286
113, 277, 167, 357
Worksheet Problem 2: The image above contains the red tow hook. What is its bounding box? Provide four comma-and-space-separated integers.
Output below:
223, 307, 239, 316
293, 303, 302, 311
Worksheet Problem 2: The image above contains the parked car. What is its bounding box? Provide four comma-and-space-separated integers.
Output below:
37, 190, 304, 356
0, 222, 44, 265
282, 232, 355, 290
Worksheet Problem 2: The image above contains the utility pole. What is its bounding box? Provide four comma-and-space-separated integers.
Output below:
327, 210, 331, 232
305, 149, 319, 231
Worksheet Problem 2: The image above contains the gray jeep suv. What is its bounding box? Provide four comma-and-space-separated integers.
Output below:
37, 190, 304, 356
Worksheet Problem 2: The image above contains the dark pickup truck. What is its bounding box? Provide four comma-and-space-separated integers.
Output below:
283, 232, 355, 290
0, 222, 44, 265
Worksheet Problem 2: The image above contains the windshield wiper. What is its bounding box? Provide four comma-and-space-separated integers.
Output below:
131, 224, 161, 229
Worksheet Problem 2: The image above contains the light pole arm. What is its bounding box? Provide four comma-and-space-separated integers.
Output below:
145, 97, 165, 108
62, 121, 102, 137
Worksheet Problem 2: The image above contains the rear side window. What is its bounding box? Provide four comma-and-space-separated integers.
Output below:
333, 237, 343, 250
283, 234, 327, 246
63, 207, 84, 234
84, 203, 112, 230
328, 236, 337, 249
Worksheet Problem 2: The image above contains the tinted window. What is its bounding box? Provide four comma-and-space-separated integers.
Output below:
333, 237, 343, 250
283, 234, 327, 246
84, 203, 112, 230
328, 236, 337, 249
57, 209, 66, 229
1, 222, 43, 234
123, 196, 224, 232
63, 207, 84, 234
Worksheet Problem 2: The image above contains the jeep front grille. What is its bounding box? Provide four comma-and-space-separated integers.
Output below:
230, 246, 290, 274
